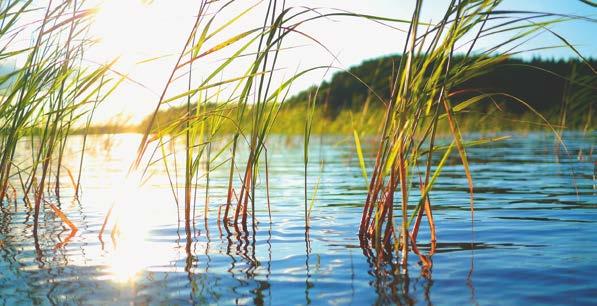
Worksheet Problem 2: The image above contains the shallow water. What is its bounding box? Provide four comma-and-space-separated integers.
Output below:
0, 132, 595, 305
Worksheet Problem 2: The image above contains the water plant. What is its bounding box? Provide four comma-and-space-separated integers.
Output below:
357, 0, 595, 269
0, 0, 118, 244
130, 1, 337, 238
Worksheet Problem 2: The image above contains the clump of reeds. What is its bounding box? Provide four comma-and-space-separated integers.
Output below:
0, 0, 117, 244
357, 0, 595, 268
131, 0, 338, 237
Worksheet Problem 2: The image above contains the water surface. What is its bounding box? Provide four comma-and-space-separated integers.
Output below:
0, 132, 595, 305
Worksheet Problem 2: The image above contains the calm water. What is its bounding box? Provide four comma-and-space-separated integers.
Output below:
0, 132, 595, 305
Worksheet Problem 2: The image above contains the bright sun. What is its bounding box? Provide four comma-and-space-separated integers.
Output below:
92, 0, 154, 66
87, 0, 199, 124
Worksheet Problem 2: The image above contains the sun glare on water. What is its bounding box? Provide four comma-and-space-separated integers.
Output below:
106, 183, 150, 283
102, 168, 170, 283
88, 136, 179, 284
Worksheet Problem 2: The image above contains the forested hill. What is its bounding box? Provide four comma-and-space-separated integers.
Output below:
287, 55, 596, 118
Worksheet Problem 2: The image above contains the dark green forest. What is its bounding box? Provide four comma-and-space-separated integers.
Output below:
288, 55, 596, 122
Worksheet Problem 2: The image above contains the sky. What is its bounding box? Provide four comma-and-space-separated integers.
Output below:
4, 0, 596, 124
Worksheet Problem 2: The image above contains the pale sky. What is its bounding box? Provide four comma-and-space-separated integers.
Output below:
6, 0, 597, 125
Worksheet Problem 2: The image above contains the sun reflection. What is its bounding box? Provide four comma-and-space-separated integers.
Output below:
101, 156, 174, 284
65, 134, 183, 285
105, 174, 153, 283
107, 231, 148, 283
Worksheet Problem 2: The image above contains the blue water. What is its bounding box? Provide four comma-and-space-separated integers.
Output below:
0, 132, 595, 305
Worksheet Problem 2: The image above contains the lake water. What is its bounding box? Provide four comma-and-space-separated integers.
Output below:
0, 132, 595, 305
